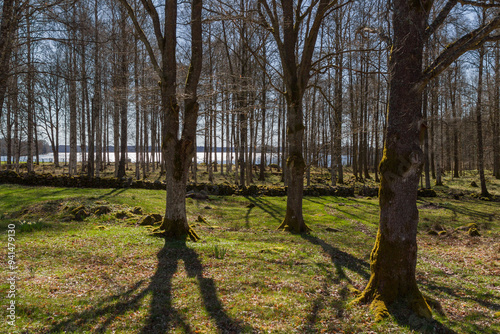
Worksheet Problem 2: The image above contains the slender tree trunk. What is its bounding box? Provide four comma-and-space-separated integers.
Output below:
26, 4, 34, 173
423, 87, 431, 189
451, 70, 459, 178
356, 0, 432, 320
493, 41, 500, 179
333, 30, 343, 185
0, 0, 17, 118
68, 21, 78, 176
259, 51, 267, 181
476, 45, 489, 197
117, 7, 128, 179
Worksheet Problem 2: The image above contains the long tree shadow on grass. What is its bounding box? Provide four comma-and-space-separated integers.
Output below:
300, 235, 370, 332
302, 234, 370, 281
301, 235, 458, 333
44, 240, 247, 334
245, 196, 284, 225
141, 240, 247, 333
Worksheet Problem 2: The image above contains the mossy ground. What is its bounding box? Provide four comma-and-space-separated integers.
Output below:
0, 170, 499, 333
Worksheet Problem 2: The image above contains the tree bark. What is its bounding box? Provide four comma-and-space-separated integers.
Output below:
355, 0, 432, 321
476, 45, 489, 197
493, 41, 500, 179
0, 0, 17, 119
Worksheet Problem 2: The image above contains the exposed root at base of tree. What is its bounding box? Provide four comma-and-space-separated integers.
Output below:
157, 219, 201, 242
352, 288, 432, 322
276, 220, 312, 233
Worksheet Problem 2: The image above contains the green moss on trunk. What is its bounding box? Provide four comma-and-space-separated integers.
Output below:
277, 218, 311, 233
353, 232, 431, 321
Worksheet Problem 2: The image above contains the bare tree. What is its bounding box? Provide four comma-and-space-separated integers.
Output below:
258, 0, 339, 233
119, 0, 203, 240
355, 0, 500, 320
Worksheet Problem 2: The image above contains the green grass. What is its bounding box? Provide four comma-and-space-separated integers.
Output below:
0, 183, 498, 333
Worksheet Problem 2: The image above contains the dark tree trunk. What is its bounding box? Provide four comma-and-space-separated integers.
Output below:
476, 46, 489, 197
422, 87, 431, 189
157, 0, 202, 241
494, 42, 500, 180
355, 0, 432, 321
277, 99, 309, 233
117, 6, 128, 179
451, 70, 459, 178
0, 0, 17, 119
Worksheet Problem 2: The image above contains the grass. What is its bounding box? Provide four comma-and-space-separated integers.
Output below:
0, 175, 498, 333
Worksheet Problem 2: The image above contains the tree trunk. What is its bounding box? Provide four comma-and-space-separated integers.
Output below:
355, 0, 432, 321
259, 53, 267, 181
493, 41, 500, 179
450, 68, 459, 178
278, 99, 309, 233
476, 45, 489, 197
155, 0, 202, 241
0, 0, 17, 119
422, 87, 431, 189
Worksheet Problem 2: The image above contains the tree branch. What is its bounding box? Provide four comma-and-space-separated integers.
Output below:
116, 0, 161, 76
425, 0, 458, 39
421, 12, 500, 88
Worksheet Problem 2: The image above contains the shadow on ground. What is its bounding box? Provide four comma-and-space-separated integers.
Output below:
43, 240, 248, 334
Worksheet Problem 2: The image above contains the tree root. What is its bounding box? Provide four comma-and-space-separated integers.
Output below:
352, 287, 432, 322
277, 219, 312, 233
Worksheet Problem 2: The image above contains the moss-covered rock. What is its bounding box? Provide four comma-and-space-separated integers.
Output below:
94, 206, 111, 216
131, 206, 143, 215
468, 227, 480, 237
115, 211, 133, 219
138, 215, 156, 226
152, 213, 163, 222
71, 205, 89, 221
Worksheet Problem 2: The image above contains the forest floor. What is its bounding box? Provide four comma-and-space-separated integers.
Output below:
0, 173, 499, 333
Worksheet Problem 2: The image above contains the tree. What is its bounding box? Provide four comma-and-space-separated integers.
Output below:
119, 0, 203, 240
258, 0, 338, 233
0, 0, 18, 119
355, 0, 500, 320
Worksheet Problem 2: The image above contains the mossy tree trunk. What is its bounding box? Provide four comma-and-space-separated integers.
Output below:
355, 0, 432, 320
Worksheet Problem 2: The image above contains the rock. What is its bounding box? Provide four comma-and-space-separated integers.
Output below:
468, 227, 480, 237
204, 206, 212, 210
131, 206, 143, 215
71, 205, 89, 221
151, 213, 163, 222
139, 215, 156, 226
470, 181, 478, 187
94, 206, 111, 216
325, 227, 341, 232
116, 211, 132, 219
